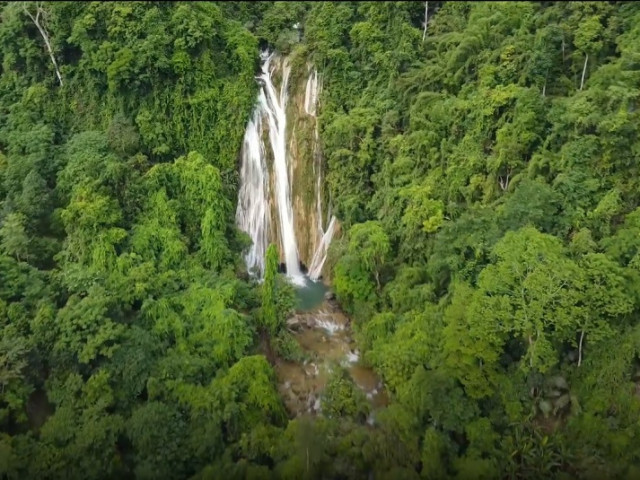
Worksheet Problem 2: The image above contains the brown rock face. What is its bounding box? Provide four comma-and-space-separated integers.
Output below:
287, 62, 323, 272
263, 54, 339, 277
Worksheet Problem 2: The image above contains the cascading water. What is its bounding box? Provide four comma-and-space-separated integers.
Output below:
304, 68, 318, 117
305, 67, 336, 281
235, 100, 270, 276
236, 54, 335, 284
236, 52, 304, 284
307, 216, 336, 280
237, 56, 384, 420
261, 53, 305, 284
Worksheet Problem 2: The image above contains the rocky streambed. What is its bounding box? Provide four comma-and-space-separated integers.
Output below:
274, 286, 388, 420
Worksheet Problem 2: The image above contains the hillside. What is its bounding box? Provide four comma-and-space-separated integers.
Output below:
1, 2, 640, 479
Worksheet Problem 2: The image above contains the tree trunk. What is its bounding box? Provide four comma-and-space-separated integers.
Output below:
422, 1, 428, 42
23, 3, 63, 87
561, 37, 565, 63
580, 53, 588, 91
260, 329, 277, 366
578, 330, 585, 367
374, 270, 381, 292
542, 81, 546, 98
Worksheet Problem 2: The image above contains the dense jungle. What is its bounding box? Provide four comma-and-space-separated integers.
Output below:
1, 2, 640, 479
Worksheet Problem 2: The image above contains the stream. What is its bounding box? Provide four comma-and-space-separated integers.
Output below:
234, 53, 383, 420
274, 279, 388, 421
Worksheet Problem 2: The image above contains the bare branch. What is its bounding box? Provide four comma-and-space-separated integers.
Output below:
22, 2, 63, 86
578, 330, 585, 367
580, 53, 588, 91
498, 167, 511, 191
422, 1, 428, 42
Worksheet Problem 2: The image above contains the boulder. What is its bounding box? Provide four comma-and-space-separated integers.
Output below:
324, 291, 335, 301
550, 376, 569, 391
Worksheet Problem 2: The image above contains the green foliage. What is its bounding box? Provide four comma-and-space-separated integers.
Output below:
333, 221, 390, 317
0, 3, 277, 478
261, 244, 279, 335
0, 213, 30, 262
308, 1, 640, 477
322, 367, 369, 422
126, 401, 190, 480
1, 1, 640, 478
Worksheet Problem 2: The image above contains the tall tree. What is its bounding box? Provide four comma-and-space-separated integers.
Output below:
0, 213, 30, 262
262, 243, 279, 336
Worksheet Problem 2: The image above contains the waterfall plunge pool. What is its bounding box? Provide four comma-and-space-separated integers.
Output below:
294, 276, 328, 311
275, 276, 388, 420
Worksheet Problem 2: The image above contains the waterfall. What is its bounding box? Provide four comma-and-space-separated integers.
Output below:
236, 52, 303, 284
236, 54, 336, 285
306, 67, 335, 281
307, 215, 337, 280
261, 53, 304, 284
304, 68, 318, 116
235, 97, 270, 276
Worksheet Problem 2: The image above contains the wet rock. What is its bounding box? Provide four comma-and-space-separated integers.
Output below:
287, 317, 303, 331
324, 291, 335, 300
538, 399, 553, 417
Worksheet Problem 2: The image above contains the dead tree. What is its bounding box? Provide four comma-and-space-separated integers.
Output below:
498, 167, 512, 191
22, 2, 63, 86
580, 53, 588, 91
422, 1, 429, 42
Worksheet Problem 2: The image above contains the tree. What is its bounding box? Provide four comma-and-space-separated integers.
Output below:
19, 170, 50, 222
472, 227, 580, 374
262, 244, 279, 336
322, 368, 369, 422
32, 371, 126, 480
574, 15, 604, 90
22, 2, 64, 86
572, 253, 634, 366
126, 401, 190, 480
0, 330, 29, 395
347, 221, 390, 291
0, 213, 30, 262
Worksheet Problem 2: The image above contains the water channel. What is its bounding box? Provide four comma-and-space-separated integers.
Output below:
274, 279, 388, 421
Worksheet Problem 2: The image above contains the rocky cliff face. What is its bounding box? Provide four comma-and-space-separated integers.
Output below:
288, 63, 322, 271
263, 54, 339, 278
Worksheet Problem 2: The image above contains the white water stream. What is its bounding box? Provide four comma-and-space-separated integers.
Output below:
236, 56, 384, 419
237, 54, 335, 283
235, 99, 269, 275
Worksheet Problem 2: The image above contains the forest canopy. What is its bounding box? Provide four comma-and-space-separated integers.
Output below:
1, 1, 640, 479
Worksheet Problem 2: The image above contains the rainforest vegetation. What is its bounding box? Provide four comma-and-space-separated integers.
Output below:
1, 1, 640, 479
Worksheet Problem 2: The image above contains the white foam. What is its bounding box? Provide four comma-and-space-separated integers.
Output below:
315, 318, 345, 335
346, 350, 360, 363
